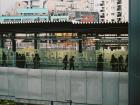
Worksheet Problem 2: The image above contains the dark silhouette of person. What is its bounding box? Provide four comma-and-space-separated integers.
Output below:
21, 54, 26, 68
69, 56, 75, 70
110, 54, 116, 71
2, 52, 7, 67
125, 55, 128, 72
118, 55, 124, 72
97, 54, 104, 71
33, 53, 40, 69
62, 55, 68, 70
16, 52, 19, 67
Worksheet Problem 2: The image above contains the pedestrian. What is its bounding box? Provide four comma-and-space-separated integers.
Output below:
2, 52, 7, 67
110, 54, 116, 71
62, 55, 68, 70
125, 55, 128, 72
33, 53, 40, 69
97, 54, 104, 71
69, 56, 75, 70
118, 55, 124, 72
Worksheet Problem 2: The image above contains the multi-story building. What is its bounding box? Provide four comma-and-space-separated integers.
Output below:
100, 0, 128, 22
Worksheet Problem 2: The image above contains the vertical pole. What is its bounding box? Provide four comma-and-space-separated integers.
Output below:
69, 100, 72, 105
129, 0, 140, 104
0, 34, 4, 66
78, 33, 83, 69
11, 33, 16, 67
34, 33, 38, 50
51, 101, 53, 105
0, 34, 4, 48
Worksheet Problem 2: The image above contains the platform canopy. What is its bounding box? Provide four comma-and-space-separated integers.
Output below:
0, 22, 128, 34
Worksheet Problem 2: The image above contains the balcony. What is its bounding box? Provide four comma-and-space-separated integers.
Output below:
117, 5, 122, 11
117, 0, 122, 4
100, 15, 105, 18
117, 12, 122, 17
100, 9, 104, 12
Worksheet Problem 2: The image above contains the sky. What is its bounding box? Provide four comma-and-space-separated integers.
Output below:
0, 0, 19, 15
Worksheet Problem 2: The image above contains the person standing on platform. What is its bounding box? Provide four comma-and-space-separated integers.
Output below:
33, 53, 40, 69
125, 55, 128, 72
62, 55, 68, 70
110, 54, 116, 71
97, 54, 104, 71
118, 55, 124, 72
2, 52, 7, 67
69, 56, 75, 70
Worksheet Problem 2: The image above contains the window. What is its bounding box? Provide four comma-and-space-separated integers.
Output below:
101, 19, 104, 22
111, 19, 115, 22
117, 5, 122, 11
117, 12, 122, 17
111, 13, 115, 15
117, 18, 121, 22
117, 0, 122, 4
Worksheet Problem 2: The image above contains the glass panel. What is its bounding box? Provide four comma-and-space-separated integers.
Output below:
87, 71, 102, 104
7, 67, 16, 98
70, 71, 86, 103
14, 68, 28, 99
55, 70, 70, 101
42, 70, 56, 100
103, 72, 119, 105
119, 72, 128, 105
28, 69, 41, 99
0, 67, 8, 96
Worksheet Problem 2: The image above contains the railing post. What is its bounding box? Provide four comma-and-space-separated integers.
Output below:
11, 33, 16, 67
78, 33, 83, 70
51, 101, 53, 105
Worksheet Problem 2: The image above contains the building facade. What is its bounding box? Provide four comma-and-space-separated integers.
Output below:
99, 0, 128, 22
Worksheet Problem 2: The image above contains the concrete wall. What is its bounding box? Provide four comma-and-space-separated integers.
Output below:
0, 67, 128, 105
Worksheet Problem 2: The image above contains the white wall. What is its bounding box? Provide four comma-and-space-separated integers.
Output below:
0, 67, 128, 105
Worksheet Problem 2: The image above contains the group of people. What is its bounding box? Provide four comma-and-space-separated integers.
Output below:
110, 54, 128, 72
1, 52, 41, 69
62, 55, 75, 70
1, 51, 128, 72
97, 54, 128, 72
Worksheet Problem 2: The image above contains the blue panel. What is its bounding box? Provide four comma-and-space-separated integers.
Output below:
17, 8, 48, 14
0, 16, 49, 22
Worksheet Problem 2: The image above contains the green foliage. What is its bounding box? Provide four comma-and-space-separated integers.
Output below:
0, 100, 16, 105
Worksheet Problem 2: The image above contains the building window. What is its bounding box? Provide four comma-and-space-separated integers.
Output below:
100, 14, 105, 18
117, 18, 122, 22
117, 0, 122, 4
117, 5, 122, 11
111, 19, 115, 22
100, 1, 105, 6
100, 9, 104, 12
101, 19, 104, 22
111, 13, 115, 16
117, 12, 122, 17
102, 7, 105, 10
